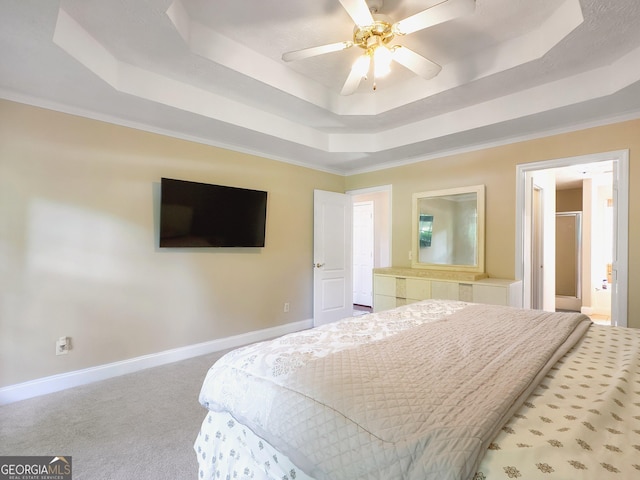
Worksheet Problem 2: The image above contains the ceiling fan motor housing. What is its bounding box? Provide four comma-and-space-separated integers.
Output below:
353, 16, 394, 50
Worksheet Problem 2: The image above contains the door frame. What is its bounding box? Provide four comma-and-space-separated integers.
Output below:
531, 184, 544, 310
347, 184, 393, 254
515, 150, 629, 326
348, 184, 393, 307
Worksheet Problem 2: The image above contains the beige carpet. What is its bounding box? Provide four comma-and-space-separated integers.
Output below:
0, 350, 229, 480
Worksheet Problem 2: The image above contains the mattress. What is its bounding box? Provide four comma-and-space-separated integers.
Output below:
194, 300, 640, 479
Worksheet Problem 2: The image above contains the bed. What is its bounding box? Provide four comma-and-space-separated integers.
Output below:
194, 299, 640, 479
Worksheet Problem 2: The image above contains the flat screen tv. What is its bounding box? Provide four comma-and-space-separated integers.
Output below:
159, 178, 267, 248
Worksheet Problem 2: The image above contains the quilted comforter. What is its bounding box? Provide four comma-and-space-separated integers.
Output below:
197, 300, 590, 479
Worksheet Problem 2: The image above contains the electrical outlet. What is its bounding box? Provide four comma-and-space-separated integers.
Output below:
284, 302, 290, 313
56, 336, 71, 355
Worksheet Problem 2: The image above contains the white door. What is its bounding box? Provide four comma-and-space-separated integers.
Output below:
313, 190, 353, 327
533, 171, 556, 312
353, 201, 374, 306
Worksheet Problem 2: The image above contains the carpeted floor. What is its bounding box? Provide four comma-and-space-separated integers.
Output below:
0, 350, 230, 480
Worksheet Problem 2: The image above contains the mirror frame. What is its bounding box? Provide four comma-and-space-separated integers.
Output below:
411, 184, 485, 273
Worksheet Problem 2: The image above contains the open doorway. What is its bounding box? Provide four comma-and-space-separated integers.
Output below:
349, 186, 392, 314
516, 150, 628, 327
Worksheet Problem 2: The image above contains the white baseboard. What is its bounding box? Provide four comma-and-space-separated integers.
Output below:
0, 319, 313, 405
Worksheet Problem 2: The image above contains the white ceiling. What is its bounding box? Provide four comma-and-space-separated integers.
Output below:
2, 0, 640, 175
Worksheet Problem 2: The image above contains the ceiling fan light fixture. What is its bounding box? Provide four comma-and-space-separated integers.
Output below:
373, 44, 392, 77
352, 54, 371, 78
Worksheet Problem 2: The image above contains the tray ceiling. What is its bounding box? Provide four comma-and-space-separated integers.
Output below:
2, 0, 640, 174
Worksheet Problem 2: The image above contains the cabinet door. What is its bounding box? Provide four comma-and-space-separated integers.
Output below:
373, 295, 397, 312
473, 284, 507, 305
431, 281, 459, 300
406, 278, 430, 300
458, 283, 473, 302
374, 275, 396, 296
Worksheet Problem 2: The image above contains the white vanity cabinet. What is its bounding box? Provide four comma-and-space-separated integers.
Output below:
373, 268, 522, 312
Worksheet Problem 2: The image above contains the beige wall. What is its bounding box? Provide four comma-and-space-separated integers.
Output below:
0, 100, 344, 387
2, 99, 640, 388
557, 188, 583, 212
346, 145, 518, 279
346, 119, 640, 328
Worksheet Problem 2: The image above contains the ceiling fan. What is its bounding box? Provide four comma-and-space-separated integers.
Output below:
282, 0, 476, 95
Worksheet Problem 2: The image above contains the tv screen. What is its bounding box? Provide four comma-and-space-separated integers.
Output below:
159, 178, 267, 248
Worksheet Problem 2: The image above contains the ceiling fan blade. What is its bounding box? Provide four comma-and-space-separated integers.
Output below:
282, 41, 354, 62
341, 55, 371, 95
393, 0, 475, 36
392, 46, 442, 80
338, 0, 375, 27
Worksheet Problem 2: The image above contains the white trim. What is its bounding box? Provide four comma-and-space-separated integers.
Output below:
0, 319, 313, 405
4, 88, 640, 178
515, 150, 629, 327
343, 111, 640, 175
346, 184, 392, 195
347, 184, 393, 268
613, 151, 630, 327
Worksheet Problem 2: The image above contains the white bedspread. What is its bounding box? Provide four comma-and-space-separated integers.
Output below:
195, 300, 470, 480
196, 300, 596, 480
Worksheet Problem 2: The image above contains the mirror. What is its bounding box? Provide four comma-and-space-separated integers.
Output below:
411, 185, 485, 273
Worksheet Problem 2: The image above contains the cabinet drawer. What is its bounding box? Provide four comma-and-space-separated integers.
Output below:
373, 294, 398, 312
431, 281, 460, 300
374, 275, 396, 296
458, 283, 473, 302
473, 284, 508, 305
406, 278, 430, 300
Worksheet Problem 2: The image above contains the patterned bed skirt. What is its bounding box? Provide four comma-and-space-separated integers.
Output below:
195, 410, 312, 480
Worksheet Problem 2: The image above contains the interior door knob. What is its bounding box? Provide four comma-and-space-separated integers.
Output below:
314, 263, 325, 268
